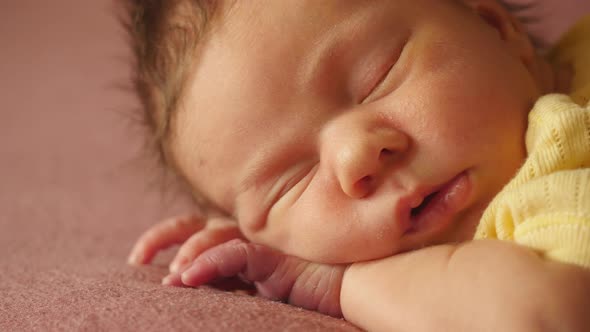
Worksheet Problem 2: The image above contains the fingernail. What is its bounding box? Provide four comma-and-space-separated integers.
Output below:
162, 273, 183, 286
180, 268, 194, 284
170, 257, 189, 274
162, 274, 174, 286
127, 252, 143, 265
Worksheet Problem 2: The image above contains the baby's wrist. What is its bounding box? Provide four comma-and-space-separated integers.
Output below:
339, 262, 371, 323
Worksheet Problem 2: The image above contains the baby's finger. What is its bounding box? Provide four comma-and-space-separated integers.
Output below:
170, 223, 243, 273
162, 272, 183, 287
127, 215, 206, 265
180, 239, 282, 287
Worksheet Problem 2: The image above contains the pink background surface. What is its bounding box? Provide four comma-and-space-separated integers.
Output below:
0, 1, 358, 330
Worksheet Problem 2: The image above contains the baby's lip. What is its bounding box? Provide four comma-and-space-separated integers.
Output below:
395, 182, 446, 233
395, 171, 470, 236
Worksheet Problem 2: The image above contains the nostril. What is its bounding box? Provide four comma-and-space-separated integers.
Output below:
360, 175, 372, 185
357, 176, 373, 197
379, 148, 393, 160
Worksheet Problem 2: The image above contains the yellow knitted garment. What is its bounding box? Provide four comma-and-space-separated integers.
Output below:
474, 16, 590, 268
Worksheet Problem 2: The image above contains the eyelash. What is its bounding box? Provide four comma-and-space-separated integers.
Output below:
361, 36, 409, 103
362, 61, 396, 103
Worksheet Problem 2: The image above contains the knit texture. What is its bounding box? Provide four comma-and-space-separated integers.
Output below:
475, 16, 590, 268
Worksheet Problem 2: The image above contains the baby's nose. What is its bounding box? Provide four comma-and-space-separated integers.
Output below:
321, 116, 409, 199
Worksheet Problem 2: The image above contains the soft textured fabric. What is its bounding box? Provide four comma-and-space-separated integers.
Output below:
475, 15, 590, 268
0, 1, 359, 331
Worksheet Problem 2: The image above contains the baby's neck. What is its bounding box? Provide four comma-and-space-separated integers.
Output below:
552, 62, 574, 94
537, 55, 573, 94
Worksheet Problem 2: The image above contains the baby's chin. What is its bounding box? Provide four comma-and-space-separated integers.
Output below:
302, 212, 486, 264
288, 242, 405, 265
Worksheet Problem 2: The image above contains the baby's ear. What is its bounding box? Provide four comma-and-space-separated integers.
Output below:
464, 0, 535, 66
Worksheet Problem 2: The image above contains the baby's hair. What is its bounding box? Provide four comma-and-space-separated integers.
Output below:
123, 0, 217, 162
121, 0, 221, 211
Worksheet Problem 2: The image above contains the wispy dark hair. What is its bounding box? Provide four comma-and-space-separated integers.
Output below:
121, 0, 217, 167
120, 0, 220, 209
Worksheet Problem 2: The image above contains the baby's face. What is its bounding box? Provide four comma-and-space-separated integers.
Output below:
171, 0, 541, 263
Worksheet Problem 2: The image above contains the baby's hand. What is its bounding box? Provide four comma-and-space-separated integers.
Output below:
127, 215, 244, 274
164, 239, 347, 318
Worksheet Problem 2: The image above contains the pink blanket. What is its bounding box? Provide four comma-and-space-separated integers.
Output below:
0, 1, 358, 330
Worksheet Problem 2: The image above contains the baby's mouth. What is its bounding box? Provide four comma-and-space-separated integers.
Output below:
410, 191, 438, 218
403, 171, 472, 236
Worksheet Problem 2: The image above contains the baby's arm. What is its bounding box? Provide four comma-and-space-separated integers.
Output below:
342, 240, 590, 332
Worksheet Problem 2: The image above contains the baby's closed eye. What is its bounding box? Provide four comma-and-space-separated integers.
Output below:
359, 33, 411, 104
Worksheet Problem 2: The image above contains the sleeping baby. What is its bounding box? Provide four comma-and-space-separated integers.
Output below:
126, 0, 590, 330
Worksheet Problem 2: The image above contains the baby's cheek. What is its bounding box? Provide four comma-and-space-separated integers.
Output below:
235, 219, 264, 246
236, 212, 292, 255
